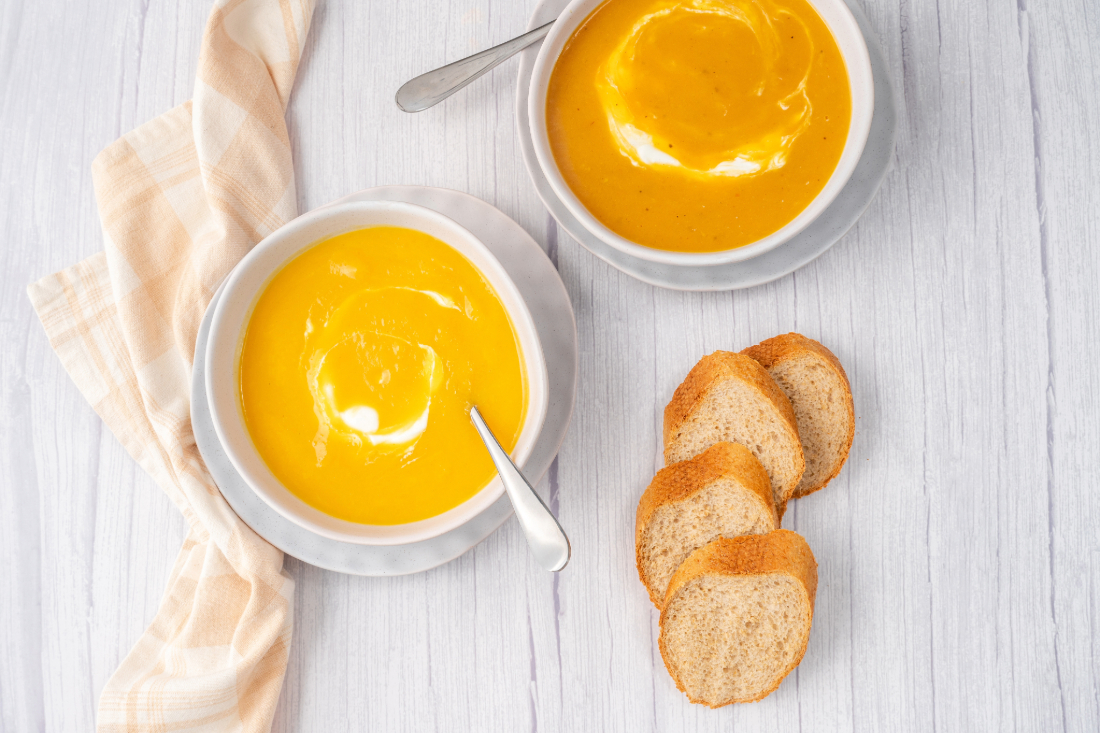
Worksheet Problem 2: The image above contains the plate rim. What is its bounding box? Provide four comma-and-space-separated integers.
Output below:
515, 0, 899, 291
190, 185, 578, 576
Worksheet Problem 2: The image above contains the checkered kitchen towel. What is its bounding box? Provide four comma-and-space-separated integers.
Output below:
27, 0, 314, 729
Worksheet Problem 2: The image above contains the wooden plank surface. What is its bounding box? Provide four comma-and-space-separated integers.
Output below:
1, 0, 1097, 730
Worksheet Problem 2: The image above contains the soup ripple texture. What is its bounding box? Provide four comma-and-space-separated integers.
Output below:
547, 0, 852, 253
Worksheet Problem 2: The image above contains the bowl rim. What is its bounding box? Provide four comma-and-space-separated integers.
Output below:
205, 199, 550, 546
528, 0, 876, 266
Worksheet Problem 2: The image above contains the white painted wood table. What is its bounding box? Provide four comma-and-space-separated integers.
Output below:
1, 0, 1097, 730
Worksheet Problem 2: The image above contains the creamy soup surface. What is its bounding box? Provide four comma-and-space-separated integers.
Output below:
547, 0, 852, 252
239, 227, 527, 526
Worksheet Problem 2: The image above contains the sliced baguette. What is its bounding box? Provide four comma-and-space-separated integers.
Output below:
664, 351, 804, 516
636, 442, 778, 609
658, 530, 818, 707
742, 334, 854, 498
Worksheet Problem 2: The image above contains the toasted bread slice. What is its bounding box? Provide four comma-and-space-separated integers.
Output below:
742, 334, 854, 498
636, 442, 778, 609
658, 530, 818, 707
664, 351, 804, 515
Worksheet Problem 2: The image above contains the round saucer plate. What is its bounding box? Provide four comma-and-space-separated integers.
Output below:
515, 0, 898, 291
190, 186, 578, 576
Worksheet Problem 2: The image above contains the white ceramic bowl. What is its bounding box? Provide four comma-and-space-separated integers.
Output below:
528, 0, 875, 267
205, 200, 550, 545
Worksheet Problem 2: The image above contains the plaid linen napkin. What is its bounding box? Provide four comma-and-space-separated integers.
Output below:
27, 0, 315, 729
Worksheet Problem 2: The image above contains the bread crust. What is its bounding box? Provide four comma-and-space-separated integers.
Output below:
635, 442, 778, 608
658, 530, 818, 707
742, 333, 855, 498
663, 351, 804, 514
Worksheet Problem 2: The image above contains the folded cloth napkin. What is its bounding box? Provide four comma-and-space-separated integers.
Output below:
27, 1, 315, 729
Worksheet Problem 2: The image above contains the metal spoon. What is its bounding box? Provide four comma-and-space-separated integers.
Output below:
396, 21, 555, 113
469, 406, 570, 571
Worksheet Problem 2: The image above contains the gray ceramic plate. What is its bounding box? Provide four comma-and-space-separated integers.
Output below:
515, 0, 898, 291
191, 186, 578, 576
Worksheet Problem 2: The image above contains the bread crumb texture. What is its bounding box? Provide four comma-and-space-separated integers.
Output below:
636, 442, 778, 608
743, 333, 854, 497
659, 531, 818, 707
663, 351, 805, 514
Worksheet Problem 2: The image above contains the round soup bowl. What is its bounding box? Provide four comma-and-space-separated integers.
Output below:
206, 200, 550, 545
528, 0, 875, 267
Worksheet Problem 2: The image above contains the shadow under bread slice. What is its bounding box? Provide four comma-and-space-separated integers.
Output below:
636, 442, 778, 609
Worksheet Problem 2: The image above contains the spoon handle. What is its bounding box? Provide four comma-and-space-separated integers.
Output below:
470, 406, 571, 572
396, 21, 555, 113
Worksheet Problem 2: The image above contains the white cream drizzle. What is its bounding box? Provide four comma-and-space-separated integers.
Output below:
305, 285, 462, 466
596, 0, 814, 179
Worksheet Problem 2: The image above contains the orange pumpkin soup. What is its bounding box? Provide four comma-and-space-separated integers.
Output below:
547, 0, 852, 253
239, 227, 527, 526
